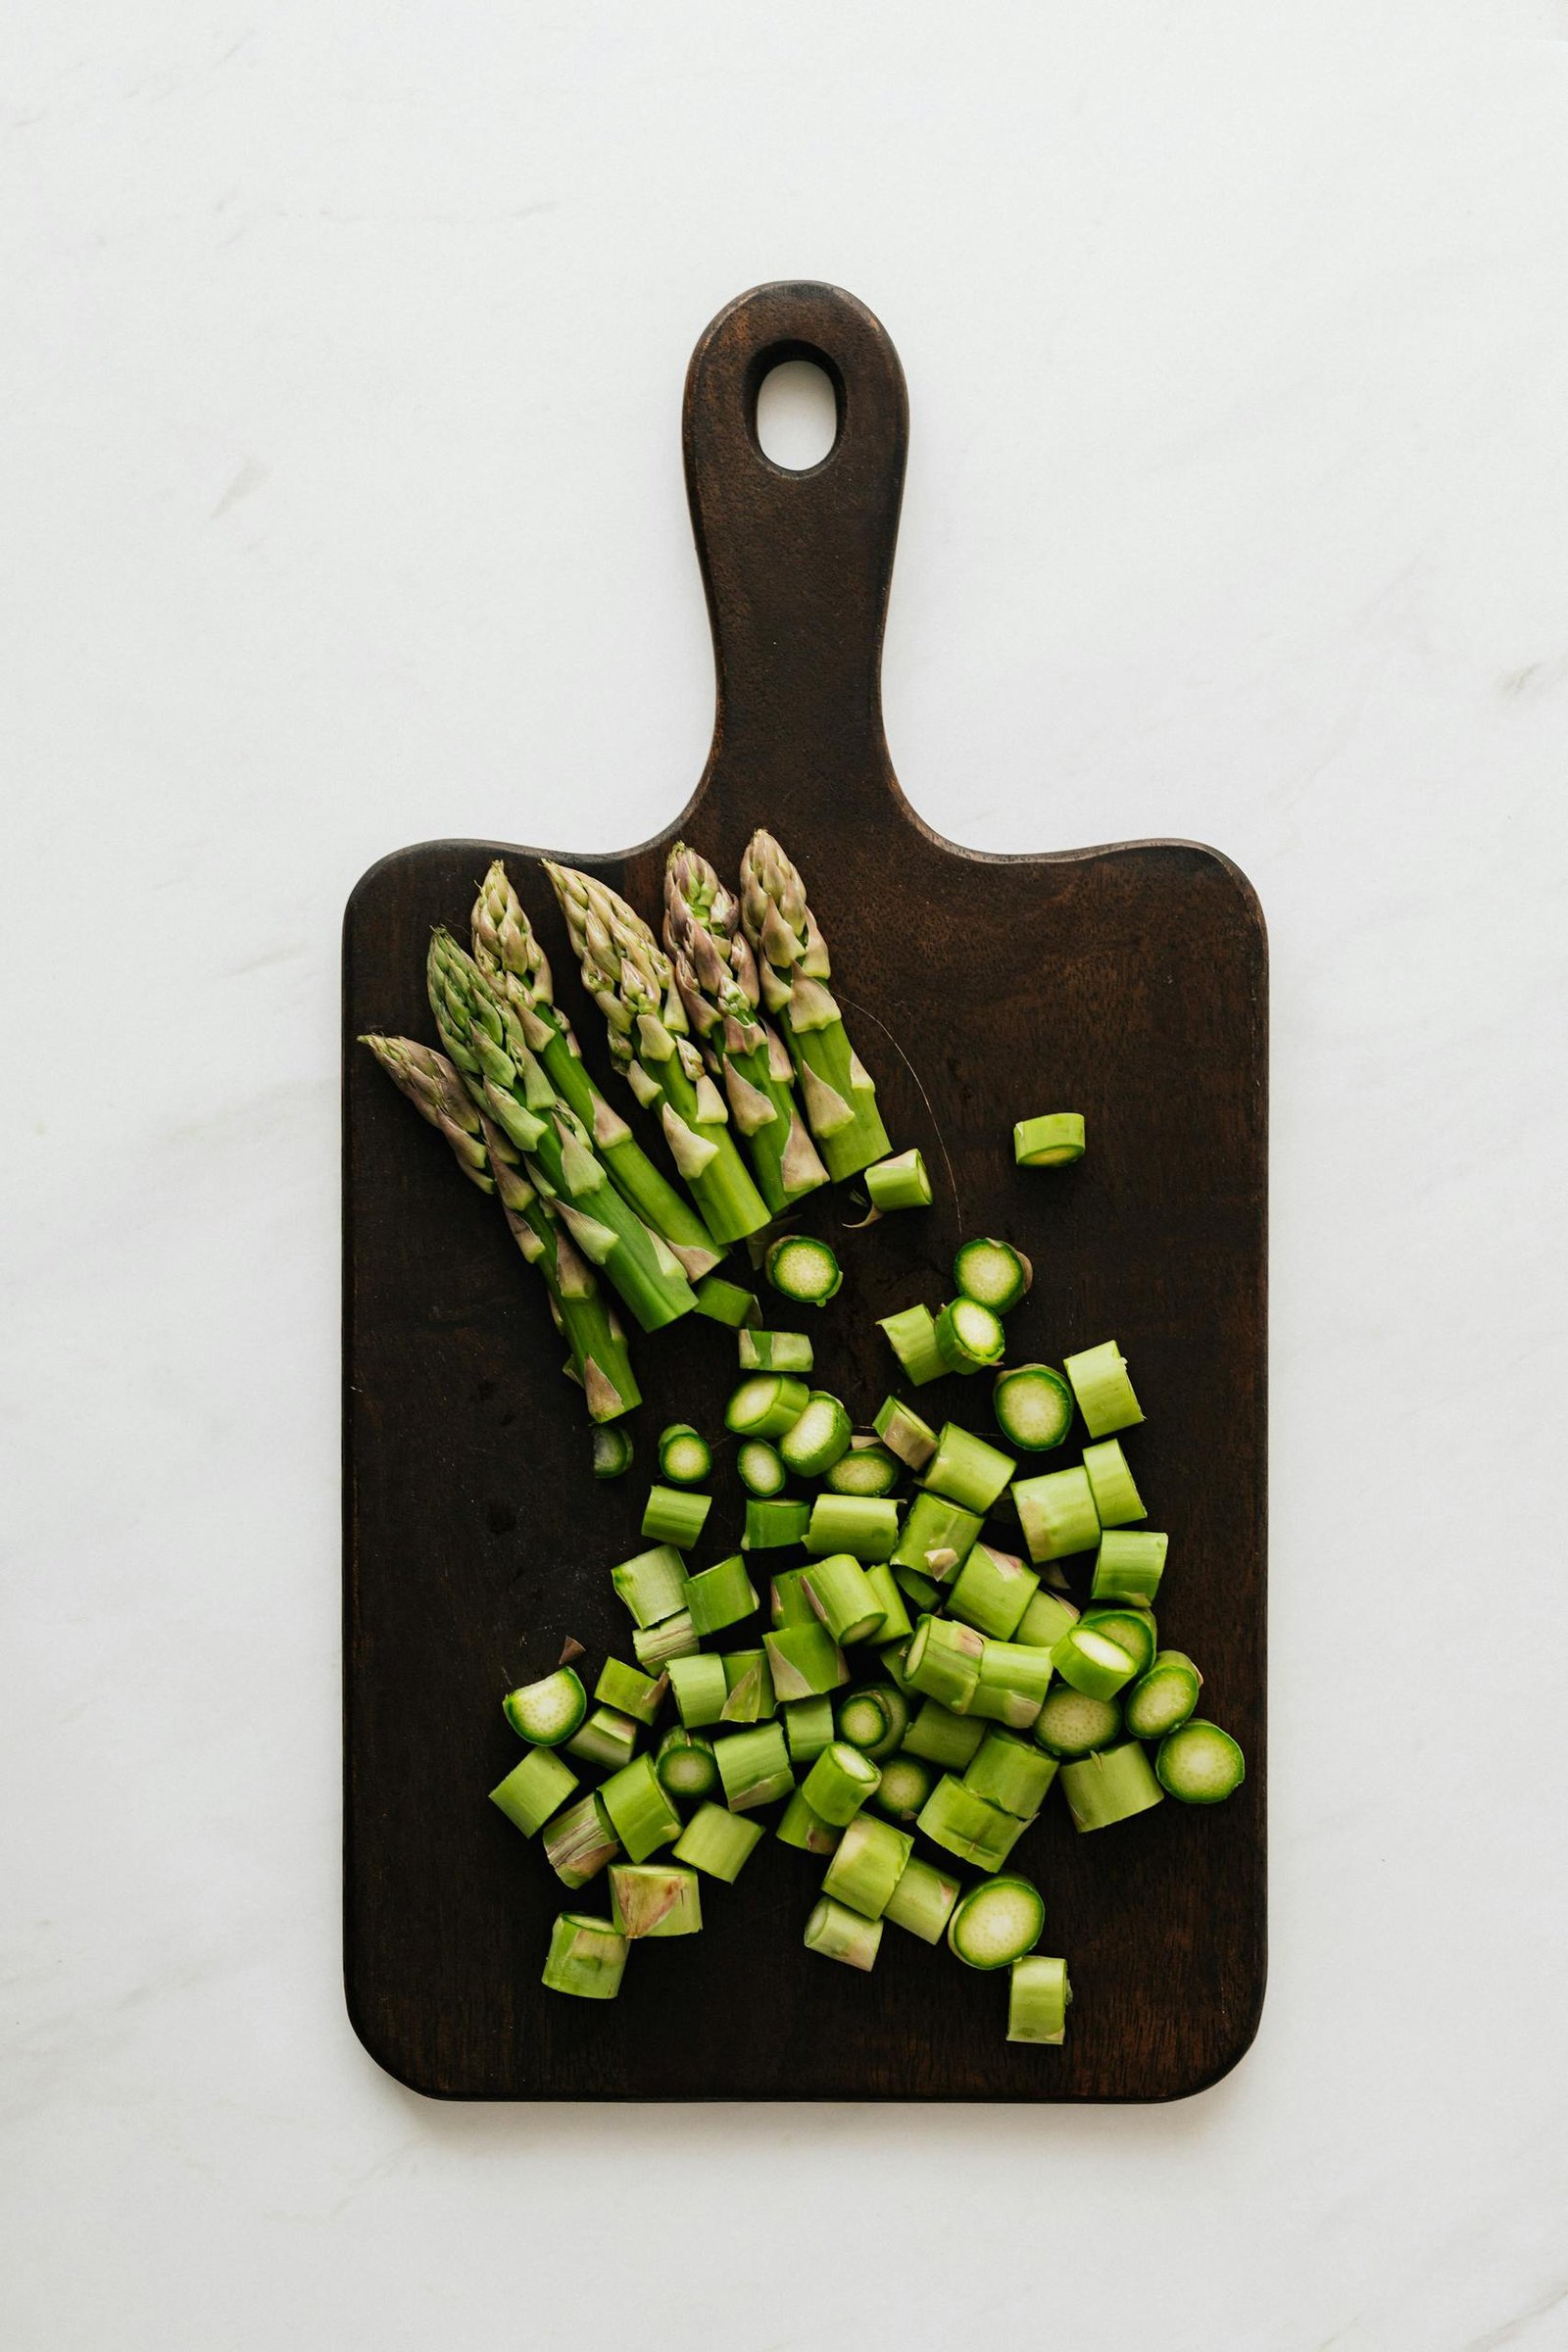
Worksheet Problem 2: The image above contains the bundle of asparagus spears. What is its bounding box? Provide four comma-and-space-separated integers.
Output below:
362, 832, 892, 1427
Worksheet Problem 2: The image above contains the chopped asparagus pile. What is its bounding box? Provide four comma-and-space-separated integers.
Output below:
359, 828, 1245, 2046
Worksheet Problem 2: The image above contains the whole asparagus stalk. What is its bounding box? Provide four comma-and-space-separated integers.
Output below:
470, 860, 723, 1280
738, 830, 890, 1180
428, 929, 698, 1334
662, 842, 828, 1216
543, 862, 771, 1247
359, 1036, 639, 1420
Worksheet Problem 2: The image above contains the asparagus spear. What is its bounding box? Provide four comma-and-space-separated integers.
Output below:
360, 1036, 639, 1419
470, 860, 723, 1279
427, 929, 698, 1334
543, 862, 770, 1245
662, 842, 828, 1216
737, 830, 890, 1179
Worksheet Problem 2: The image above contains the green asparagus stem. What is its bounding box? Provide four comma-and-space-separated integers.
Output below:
903, 1615, 986, 1712
1091, 1531, 1168, 1605
804, 1895, 883, 1971
802, 1553, 887, 1644
541, 1911, 628, 1999
641, 1484, 712, 1548
542, 1792, 619, 1887
781, 1693, 837, 1768
681, 1555, 760, 1638
952, 1238, 1032, 1315
863, 1149, 932, 1212
892, 1493, 984, 1581
992, 1364, 1074, 1453
667, 1653, 729, 1729
718, 1647, 776, 1723
428, 929, 698, 1336
654, 1727, 719, 1804
738, 1328, 814, 1374
544, 861, 771, 1244
1013, 1112, 1085, 1166
915, 1775, 1032, 1870
822, 1814, 912, 1919
592, 1424, 635, 1478
873, 1396, 939, 1471
769, 1568, 817, 1629
564, 1706, 640, 1773
922, 1424, 1017, 1515
489, 1748, 579, 1838
609, 1863, 704, 1937
947, 1875, 1046, 1970
764, 1235, 843, 1307
779, 1391, 854, 1478
1052, 1623, 1140, 1700
1155, 1720, 1246, 1803
883, 1853, 960, 1942
968, 1640, 1054, 1729
776, 1788, 843, 1853
662, 840, 830, 1215
361, 1035, 641, 1423
872, 1754, 936, 1824
947, 1543, 1040, 1641
901, 1698, 986, 1770
1062, 1339, 1144, 1437
1123, 1650, 1203, 1740
963, 1731, 1058, 1818
1082, 1439, 1146, 1527
471, 859, 723, 1277
1012, 1464, 1101, 1562
657, 1424, 713, 1487
1008, 1954, 1071, 2043
738, 830, 890, 1179
877, 1304, 947, 1387
713, 1723, 793, 1811
743, 1498, 812, 1551
802, 1740, 881, 1825
763, 1624, 850, 1700
805, 1494, 901, 1562
599, 1753, 683, 1861
594, 1658, 667, 1726
1059, 1740, 1165, 1832
692, 1274, 761, 1327
611, 1544, 688, 1629
1013, 1590, 1081, 1651
503, 1668, 587, 1746
1080, 1605, 1156, 1680
672, 1800, 764, 1880
631, 1611, 700, 1671
1032, 1685, 1123, 1760
824, 1444, 901, 1498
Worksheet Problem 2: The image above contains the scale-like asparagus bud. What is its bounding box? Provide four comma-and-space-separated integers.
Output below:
544, 861, 770, 1245
359, 1033, 639, 1420
470, 860, 722, 1277
361, 1035, 494, 1191
662, 841, 826, 1214
738, 830, 890, 1180
428, 928, 696, 1335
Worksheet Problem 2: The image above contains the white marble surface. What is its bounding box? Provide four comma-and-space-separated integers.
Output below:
4, 4, 1567, 2346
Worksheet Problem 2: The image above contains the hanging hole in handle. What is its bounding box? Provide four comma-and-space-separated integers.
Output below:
750, 342, 843, 474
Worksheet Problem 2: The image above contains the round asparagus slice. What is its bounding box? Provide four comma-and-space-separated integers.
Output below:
657, 1423, 713, 1487
948, 1875, 1046, 1970
1155, 1720, 1246, 1804
1123, 1651, 1203, 1740
953, 1237, 1031, 1314
502, 1667, 587, 1747
765, 1234, 843, 1307
993, 1364, 1074, 1452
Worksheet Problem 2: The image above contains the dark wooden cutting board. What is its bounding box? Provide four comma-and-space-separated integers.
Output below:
343, 281, 1266, 2101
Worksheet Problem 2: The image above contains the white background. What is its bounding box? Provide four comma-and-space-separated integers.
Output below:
4, 5, 1567, 2347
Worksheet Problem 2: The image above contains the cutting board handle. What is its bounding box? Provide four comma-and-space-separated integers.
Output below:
683, 281, 908, 832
